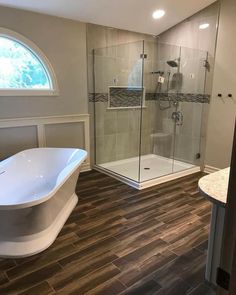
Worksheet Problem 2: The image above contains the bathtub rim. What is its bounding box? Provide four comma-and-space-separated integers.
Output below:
0, 147, 87, 210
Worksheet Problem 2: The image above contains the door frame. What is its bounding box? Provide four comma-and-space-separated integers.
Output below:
217, 119, 236, 294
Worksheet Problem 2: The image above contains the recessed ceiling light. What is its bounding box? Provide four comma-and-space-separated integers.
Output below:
199, 23, 210, 30
152, 10, 165, 19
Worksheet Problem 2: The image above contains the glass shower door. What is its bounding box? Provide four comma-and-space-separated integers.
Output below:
172, 46, 208, 171
140, 41, 207, 183
140, 42, 181, 182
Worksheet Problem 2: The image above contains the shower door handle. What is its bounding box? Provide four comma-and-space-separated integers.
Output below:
171, 111, 183, 126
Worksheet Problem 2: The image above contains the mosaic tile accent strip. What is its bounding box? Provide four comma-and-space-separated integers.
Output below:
109, 87, 144, 108
146, 93, 211, 103
89, 92, 210, 104
89, 93, 108, 102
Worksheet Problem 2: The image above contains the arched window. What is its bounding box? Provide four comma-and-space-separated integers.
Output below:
0, 28, 58, 96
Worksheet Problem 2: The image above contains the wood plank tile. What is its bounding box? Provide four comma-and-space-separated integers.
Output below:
0, 272, 9, 285
18, 281, 54, 295
49, 251, 118, 291
7, 244, 76, 280
120, 277, 161, 295
154, 278, 191, 295
114, 219, 163, 241
155, 204, 194, 223
0, 259, 16, 272
53, 232, 79, 247
0, 263, 62, 294
77, 216, 127, 239
117, 250, 177, 287
152, 248, 205, 288
114, 239, 168, 264
161, 221, 204, 244
85, 279, 126, 295
58, 223, 79, 237
187, 283, 216, 295
55, 263, 121, 295
59, 237, 117, 267
78, 215, 126, 232
0, 170, 211, 295
123, 204, 164, 220
169, 228, 209, 256
195, 240, 208, 253
112, 226, 166, 258
75, 224, 126, 250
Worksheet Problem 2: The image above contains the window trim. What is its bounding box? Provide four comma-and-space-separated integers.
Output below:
0, 28, 59, 96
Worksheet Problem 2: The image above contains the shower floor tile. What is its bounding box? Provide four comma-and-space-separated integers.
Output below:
100, 154, 195, 182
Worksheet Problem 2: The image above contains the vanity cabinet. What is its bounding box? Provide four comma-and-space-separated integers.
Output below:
198, 168, 229, 285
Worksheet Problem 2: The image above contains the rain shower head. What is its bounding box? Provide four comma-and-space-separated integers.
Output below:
166, 59, 179, 68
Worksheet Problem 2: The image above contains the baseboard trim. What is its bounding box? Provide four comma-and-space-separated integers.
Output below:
81, 163, 91, 172
204, 165, 220, 174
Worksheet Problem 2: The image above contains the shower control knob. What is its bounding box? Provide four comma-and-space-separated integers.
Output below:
217, 93, 222, 97
228, 94, 233, 98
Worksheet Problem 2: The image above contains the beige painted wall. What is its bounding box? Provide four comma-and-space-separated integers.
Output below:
0, 6, 88, 118
205, 0, 236, 168
0, 6, 89, 162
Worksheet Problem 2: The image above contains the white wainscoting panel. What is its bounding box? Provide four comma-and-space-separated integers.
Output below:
0, 114, 90, 172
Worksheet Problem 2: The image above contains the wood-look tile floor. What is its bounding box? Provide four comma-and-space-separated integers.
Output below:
0, 170, 216, 295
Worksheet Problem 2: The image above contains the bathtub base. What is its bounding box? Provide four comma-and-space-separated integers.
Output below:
0, 193, 78, 258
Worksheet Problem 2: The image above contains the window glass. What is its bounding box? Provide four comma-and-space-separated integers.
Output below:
0, 37, 51, 89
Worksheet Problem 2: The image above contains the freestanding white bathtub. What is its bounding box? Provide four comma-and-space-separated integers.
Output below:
0, 148, 87, 258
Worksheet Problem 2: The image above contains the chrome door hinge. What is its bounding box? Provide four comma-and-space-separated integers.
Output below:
140, 54, 147, 59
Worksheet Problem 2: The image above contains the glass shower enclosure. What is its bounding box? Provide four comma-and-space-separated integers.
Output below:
92, 40, 209, 189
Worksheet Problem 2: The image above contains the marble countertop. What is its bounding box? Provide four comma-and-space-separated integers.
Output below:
198, 168, 230, 207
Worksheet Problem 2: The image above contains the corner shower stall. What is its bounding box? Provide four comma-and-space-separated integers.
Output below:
92, 40, 209, 189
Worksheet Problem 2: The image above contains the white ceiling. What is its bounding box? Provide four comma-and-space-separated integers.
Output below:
0, 0, 217, 35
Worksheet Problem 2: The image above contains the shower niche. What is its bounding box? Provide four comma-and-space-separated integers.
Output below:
107, 86, 145, 109
92, 40, 210, 189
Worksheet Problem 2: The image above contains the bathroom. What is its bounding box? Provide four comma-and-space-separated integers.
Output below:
0, 0, 236, 294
